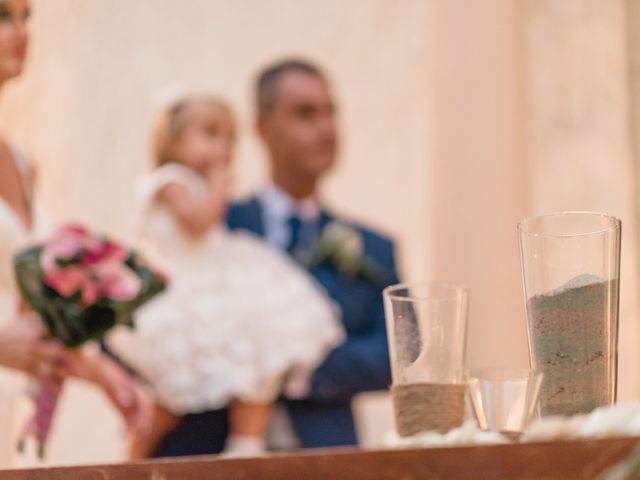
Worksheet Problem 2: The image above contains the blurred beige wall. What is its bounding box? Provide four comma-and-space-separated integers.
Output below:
0, 0, 434, 465
430, 0, 530, 372
0, 0, 434, 283
525, 0, 640, 402
428, 0, 640, 400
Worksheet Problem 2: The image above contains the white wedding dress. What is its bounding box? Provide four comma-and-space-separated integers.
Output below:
0, 149, 46, 467
108, 164, 344, 415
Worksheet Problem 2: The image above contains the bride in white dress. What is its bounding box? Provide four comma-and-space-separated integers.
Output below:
0, 156, 155, 464
0, 0, 153, 466
0, 142, 53, 466
0, 0, 69, 465
108, 95, 343, 457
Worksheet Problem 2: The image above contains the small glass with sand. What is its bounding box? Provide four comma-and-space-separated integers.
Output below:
518, 212, 621, 417
383, 283, 469, 437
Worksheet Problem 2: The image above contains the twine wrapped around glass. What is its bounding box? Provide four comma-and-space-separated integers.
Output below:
384, 283, 469, 437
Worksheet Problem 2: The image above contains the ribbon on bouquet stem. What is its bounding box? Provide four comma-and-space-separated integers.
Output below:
17, 379, 63, 459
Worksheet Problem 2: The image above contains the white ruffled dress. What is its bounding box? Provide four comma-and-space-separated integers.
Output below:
108, 164, 344, 415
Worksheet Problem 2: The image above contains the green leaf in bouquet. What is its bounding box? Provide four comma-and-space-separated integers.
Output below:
78, 304, 117, 345
44, 301, 117, 348
14, 247, 47, 311
54, 255, 79, 269
120, 314, 135, 329
45, 299, 75, 346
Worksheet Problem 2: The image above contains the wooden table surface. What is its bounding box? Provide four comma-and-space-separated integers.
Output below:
1, 436, 639, 480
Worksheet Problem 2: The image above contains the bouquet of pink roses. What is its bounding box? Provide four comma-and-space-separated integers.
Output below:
13, 224, 166, 457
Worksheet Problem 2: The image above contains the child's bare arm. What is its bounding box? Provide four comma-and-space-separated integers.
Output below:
156, 164, 229, 236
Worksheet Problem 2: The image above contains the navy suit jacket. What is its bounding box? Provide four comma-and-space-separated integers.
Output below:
226, 197, 399, 447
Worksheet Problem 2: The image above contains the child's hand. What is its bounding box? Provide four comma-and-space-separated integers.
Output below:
205, 161, 231, 194
156, 157, 230, 236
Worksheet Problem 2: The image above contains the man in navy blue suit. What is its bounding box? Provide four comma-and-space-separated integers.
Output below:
155, 59, 399, 455
228, 58, 399, 448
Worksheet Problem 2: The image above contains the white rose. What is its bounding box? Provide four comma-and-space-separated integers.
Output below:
324, 223, 363, 261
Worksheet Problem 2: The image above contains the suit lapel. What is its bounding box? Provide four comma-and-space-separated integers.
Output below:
317, 210, 333, 232
309, 210, 340, 300
232, 197, 265, 236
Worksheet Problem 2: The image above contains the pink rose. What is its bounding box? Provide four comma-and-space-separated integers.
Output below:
93, 259, 141, 301
40, 224, 141, 305
81, 241, 128, 266
43, 265, 98, 306
40, 224, 102, 273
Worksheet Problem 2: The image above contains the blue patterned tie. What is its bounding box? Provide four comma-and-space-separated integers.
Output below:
286, 215, 302, 255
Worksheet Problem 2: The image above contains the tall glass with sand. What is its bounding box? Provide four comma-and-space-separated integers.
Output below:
518, 212, 621, 417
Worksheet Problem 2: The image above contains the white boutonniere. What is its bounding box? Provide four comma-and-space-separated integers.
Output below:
303, 222, 379, 281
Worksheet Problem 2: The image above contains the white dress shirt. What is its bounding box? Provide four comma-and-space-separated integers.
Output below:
257, 184, 322, 450
257, 184, 322, 253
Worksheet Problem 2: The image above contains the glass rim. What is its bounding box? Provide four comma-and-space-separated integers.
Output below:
383, 282, 468, 302
517, 211, 621, 238
466, 367, 543, 382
